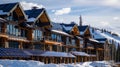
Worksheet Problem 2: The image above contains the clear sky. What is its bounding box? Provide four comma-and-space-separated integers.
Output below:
1, 0, 120, 33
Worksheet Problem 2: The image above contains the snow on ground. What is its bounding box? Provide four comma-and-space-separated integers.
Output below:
0, 59, 113, 67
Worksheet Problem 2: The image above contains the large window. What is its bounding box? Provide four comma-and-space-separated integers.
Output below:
51, 34, 62, 42
66, 37, 70, 45
34, 29, 42, 40
51, 34, 56, 41
80, 40, 83, 44
57, 35, 62, 42
7, 24, 19, 36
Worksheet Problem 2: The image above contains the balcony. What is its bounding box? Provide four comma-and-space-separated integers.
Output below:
0, 32, 8, 38
33, 37, 43, 42
8, 35, 29, 42
42, 36, 63, 46
0, 28, 8, 38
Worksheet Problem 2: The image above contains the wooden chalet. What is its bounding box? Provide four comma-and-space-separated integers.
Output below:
0, 2, 111, 64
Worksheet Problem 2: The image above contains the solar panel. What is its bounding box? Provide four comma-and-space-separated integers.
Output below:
0, 48, 30, 58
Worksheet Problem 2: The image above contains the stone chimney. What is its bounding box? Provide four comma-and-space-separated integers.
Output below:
79, 15, 82, 26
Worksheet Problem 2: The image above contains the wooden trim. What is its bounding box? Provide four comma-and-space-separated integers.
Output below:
44, 40, 62, 46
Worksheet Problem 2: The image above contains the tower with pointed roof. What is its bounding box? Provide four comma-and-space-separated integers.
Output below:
79, 15, 82, 26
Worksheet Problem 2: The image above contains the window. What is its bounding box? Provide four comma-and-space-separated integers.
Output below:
34, 29, 42, 40
57, 35, 62, 42
7, 24, 19, 36
66, 37, 70, 45
80, 40, 83, 44
51, 34, 56, 41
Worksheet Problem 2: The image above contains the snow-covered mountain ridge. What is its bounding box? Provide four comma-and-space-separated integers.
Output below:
90, 27, 120, 48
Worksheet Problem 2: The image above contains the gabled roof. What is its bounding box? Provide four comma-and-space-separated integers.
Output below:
25, 8, 44, 19
78, 25, 88, 32
25, 8, 51, 26
52, 22, 63, 30
0, 2, 17, 12
60, 23, 76, 33
0, 2, 27, 20
78, 25, 89, 35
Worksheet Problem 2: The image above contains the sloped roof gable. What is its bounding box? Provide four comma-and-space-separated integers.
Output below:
25, 9, 43, 19
0, 2, 17, 12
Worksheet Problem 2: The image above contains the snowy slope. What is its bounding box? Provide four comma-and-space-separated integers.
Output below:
90, 27, 120, 48
0, 60, 113, 67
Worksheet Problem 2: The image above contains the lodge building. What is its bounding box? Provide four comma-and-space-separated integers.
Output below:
0, 2, 111, 64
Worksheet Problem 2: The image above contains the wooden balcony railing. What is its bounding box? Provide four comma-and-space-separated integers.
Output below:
8, 35, 28, 42
43, 36, 62, 42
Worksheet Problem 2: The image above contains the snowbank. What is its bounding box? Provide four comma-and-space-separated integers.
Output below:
0, 59, 113, 67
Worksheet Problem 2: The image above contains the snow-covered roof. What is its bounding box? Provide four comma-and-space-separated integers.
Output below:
71, 51, 89, 56
80, 31, 84, 35
0, 17, 7, 22
96, 38, 107, 43
89, 54, 96, 57
51, 30, 71, 37
89, 38, 99, 43
0, 48, 30, 58
60, 23, 75, 33
76, 36, 83, 40
27, 17, 35, 22
62, 25, 73, 31
40, 51, 75, 58
52, 22, 63, 30
0, 10, 8, 15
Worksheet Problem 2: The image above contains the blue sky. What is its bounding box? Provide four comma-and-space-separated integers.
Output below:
1, 0, 120, 33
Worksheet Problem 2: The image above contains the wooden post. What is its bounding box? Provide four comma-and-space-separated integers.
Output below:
74, 58, 76, 64
60, 57, 62, 63
67, 58, 69, 64
5, 39, 8, 48
50, 45, 52, 51
70, 58, 72, 63
96, 50, 99, 61
85, 57, 87, 62
19, 42, 23, 49
46, 57, 48, 64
